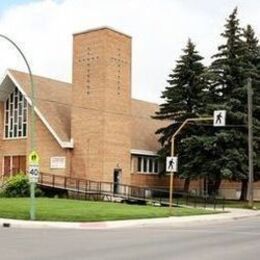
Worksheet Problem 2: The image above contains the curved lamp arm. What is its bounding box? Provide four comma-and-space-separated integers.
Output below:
0, 34, 36, 151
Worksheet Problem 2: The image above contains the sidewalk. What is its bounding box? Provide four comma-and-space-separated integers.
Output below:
1, 208, 259, 230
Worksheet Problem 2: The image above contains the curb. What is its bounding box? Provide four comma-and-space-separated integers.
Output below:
1, 210, 260, 230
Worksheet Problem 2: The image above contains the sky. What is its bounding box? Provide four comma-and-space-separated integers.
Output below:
0, 0, 259, 103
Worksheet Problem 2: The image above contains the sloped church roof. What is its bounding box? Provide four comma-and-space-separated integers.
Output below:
0, 69, 163, 152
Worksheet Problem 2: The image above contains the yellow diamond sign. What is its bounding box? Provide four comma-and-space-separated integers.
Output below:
29, 151, 40, 165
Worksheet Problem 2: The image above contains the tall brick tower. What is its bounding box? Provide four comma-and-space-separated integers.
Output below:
71, 27, 131, 184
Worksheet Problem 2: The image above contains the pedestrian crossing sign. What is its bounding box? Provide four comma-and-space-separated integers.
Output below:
166, 156, 178, 172
29, 151, 40, 165
213, 110, 226, 127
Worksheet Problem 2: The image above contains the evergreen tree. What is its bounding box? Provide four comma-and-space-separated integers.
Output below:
241, 25, 260, 196
154, 39, 207, 190
204, 8, 246, 194
206, 8, 260, 199
154, 8, 260, 198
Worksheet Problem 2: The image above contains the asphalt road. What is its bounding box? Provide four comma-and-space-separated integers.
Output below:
1, 216, 260, 260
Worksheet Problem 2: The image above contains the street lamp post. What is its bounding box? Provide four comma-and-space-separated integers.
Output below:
0, 34, 36, 220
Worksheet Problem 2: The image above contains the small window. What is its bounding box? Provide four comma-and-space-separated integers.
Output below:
5, 112, 8, 124
14, 97, 18, 108
143, 158, 147, 172
23, 124, 27, 136
14, 125, 17, 136
23, 109, 27, 122
154, 160, 158, 173
14, 111, 17, 123
18, 117, 22, 128
137, 157, 142, 172
18, 103, 22, 115
149, 159, 153, 172
5, 126, 8, 138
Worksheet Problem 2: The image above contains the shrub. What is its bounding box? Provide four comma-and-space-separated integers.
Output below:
2, 173, 43, 197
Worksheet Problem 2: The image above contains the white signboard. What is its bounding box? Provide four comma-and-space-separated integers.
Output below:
166, 156, 178, 172
50, 157, 66, 169
214, 110, 226, 127
29, 165, 39, 183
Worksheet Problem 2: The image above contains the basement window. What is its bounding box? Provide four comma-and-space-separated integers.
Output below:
4, 87, 27, 139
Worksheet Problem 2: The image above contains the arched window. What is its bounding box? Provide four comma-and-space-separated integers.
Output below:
4, 87, 27, 138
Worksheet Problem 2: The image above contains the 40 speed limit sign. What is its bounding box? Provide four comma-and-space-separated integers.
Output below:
29, 165, 39, 183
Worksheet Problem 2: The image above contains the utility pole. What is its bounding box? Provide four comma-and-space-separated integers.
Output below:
247, 78, 254, 208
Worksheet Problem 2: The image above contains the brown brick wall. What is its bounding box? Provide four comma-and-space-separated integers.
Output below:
31, 110, 70, 176
131, 173, 170, 188
71, 108, 104, 180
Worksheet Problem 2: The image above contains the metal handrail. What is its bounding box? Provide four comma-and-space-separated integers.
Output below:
38, 172, 225, 210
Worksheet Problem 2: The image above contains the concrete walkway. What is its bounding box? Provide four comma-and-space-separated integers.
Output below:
1, 208, 259, 230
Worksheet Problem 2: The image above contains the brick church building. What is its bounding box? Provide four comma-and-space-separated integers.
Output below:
0, 27, 259, 199
0, 27, 170, 189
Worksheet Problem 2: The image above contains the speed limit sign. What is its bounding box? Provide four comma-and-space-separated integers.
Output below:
29, 165, 39, 183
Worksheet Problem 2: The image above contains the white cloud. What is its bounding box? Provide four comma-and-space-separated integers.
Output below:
0, 0, 259, 103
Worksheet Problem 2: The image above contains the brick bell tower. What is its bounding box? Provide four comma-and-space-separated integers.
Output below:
71, 27, 132, 184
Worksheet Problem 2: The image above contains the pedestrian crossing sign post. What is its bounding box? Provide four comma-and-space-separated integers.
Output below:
28, 150, 40, 221
213, 110, 226, 127
166, 156, 178, 172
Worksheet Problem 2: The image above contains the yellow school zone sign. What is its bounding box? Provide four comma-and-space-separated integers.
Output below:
29, 151, 40, 165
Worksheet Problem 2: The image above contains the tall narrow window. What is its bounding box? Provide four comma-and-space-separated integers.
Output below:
154, 159, 158, 173
4, 87, 27, 139
137, 157, 142, 172
143, 157, 147, 172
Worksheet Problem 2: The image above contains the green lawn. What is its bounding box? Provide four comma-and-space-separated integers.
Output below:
0, 198, 217, 222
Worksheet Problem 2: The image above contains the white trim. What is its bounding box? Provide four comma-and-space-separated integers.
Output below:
3, 71, 73, 149
130, 149, 157, 156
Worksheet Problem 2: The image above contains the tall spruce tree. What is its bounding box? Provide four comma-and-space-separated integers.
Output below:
242, 25, 260, 195
207, 8, 259, 199
154, 39, 207, 190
